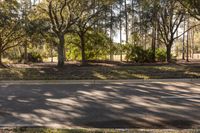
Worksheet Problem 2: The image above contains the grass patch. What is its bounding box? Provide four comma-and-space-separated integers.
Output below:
0, 63, 200, 80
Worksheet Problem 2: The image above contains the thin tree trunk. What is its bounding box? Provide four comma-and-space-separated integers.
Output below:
151, 4, 158, 62
125, 0, 128, 43
57, 35, 65, 67
50, 46, 54, 63
144, 34, 147, 50
157, 30, 160, 48
120, 0, 123, 62
110, 5, 113, 61
104, 10, 107, 34
176, 28, 179, 57
191, 28, 195, 59
24, 42, 28, 64
190, 29, 192, 58
131, 0, 134, 44
138, 2, 142, 46
182, 18, 186, 60
152, 26, 156, 62
186, 16, 190, 62
93, 0, 96, 29
80, 35, 86, 65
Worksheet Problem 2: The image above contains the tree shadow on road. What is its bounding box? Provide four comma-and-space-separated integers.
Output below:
0, 82, 199, 128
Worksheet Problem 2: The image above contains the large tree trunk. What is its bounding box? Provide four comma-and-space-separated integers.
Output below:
0, 52, 5, 68
0, 52, 2, 66
166, 44, 172, 63
80, 35, 86, 65
63, 46, 66, 61
57, 35, 65, 67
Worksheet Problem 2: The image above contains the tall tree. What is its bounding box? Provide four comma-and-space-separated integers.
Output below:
182, 16, 186, 60
124, 0, 128, 43
0, 0, 24, 67
119, 0, 123, 61
157, 0, 184, 62
186, 15, 190, 62
74, 0, 110, 64
20, 0, 33, 63
39, 0, 78, 67
147, 0, 160, 62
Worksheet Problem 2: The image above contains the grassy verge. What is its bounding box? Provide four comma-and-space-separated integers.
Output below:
0, 63, 200, 80
1, 128, 200, 133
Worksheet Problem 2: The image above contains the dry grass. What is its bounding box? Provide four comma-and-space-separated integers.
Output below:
0, 62, 200, 80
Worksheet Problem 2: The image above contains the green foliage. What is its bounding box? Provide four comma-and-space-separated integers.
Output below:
0, 0, 23, 65
3, 47, 20, 61
125, 45, 167, 63
156, 49, 167, 62
125, 45, 154, 63
66, 44, 81, 61
145, 49, 155, 63
180, 0, 200, 20
85, 30, 111, 60
0, 0, 196, 64
66, 30, 110, 61
20, 52, 43, 63
29, 52, 43, 63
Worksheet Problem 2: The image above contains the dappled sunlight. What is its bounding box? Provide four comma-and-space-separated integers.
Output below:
7, 96, 16, 101
43, 92, 53, 97
131, 74, 150, 79
1, 0, 200, 130
155, 66, 178, 71
0, 82, 199, 128
93, 72, 107, 80
9, 69, 25, 79
46, 98, 83, 108
1, 84, 10, 88
0, 64, 200, 80
156, 82, 192, 90
185, 71, 200, 77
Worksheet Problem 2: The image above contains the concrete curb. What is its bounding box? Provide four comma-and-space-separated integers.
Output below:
95, 79, 200, 84
0, 79, 199, 85
0, 80, 94, 85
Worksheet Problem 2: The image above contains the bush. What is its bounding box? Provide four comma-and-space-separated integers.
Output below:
156, 49, 166, 62
125, 46, 144, 63
125, 45, 154, 63
20, 52, 43, 63
145, 49, 155, 63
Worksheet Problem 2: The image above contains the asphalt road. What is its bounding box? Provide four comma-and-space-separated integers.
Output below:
0, 80, 200, 129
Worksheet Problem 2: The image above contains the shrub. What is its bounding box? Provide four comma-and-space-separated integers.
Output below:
145, 49, 155, 63
156, 49, 167, 62
125, 46, 145, 63
20, 52, 43, 63
125, 45, 155, 63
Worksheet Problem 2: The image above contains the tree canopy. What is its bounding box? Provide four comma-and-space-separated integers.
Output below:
0, 0, 200, 67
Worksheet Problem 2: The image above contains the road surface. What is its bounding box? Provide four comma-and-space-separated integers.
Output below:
0, 80, 199, 128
